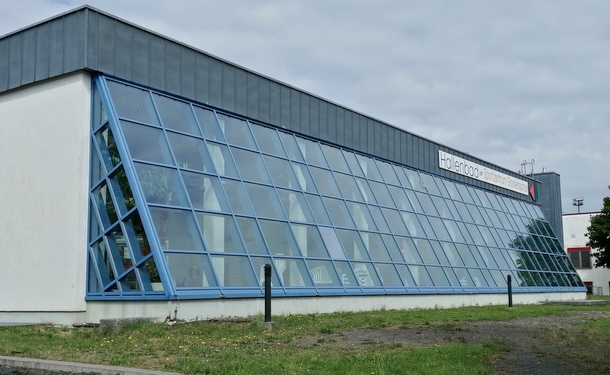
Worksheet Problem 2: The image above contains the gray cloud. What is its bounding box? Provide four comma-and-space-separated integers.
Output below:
2, 0, 609, 213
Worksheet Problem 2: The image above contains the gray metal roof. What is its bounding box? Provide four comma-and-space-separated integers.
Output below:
0, 5, 535, 199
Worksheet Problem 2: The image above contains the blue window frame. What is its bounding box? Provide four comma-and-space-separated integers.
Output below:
86, 75, 585, 300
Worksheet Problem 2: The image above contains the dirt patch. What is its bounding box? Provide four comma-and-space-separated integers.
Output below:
294, 310, 610, 374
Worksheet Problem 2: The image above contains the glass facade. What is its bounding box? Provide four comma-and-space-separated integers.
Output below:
87, 76, 584, 300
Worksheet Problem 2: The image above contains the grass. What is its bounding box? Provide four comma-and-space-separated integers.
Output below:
1, 300, 609, 374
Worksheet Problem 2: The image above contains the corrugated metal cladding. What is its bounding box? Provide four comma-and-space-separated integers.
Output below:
0, 5, 535, 202
534, 173, 563, 242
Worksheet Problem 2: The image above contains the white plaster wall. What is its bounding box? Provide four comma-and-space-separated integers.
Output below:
0, 73, 90, 313
563, 213, 610, 295
84, 291, 586, 324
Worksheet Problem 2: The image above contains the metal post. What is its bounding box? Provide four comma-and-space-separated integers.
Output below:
507, 274, 513, 308
264, 264, 272, 322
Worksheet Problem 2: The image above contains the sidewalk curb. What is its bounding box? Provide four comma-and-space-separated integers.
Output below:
0, 356, 182, 375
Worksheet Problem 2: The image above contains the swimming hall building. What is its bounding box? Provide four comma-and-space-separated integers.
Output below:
0, 6, 585, 324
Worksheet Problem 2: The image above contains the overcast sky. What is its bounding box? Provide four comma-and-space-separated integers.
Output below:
2, 1, 609, 215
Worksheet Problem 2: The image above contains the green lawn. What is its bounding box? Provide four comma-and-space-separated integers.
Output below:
2, 299, 609, 375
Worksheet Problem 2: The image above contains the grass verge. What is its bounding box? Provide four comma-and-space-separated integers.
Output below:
1, 301, 609, 374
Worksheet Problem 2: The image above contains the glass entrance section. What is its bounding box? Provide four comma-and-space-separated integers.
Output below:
87, 76, 585, 300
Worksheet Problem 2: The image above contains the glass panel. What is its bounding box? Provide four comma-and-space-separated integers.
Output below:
383, 234, 405, 262
124, 213, 148, 260
291, 224, 330, 258
216, 114, 256, 148
93, 182, 118, 228
309, 166, 341, 197
393, 165, 412, 189
406, 190, 422, 213
455, 244, 478, 267
259, 219, 301, 256
375, 160, 400, 186
396, 236, 422, 263
96, 126, 121, 170
343, 151, 364, 177
319, 227, 347, 259
427, 266, 450, 286
416, 192, 437, 215
292, 162, 317, 193
402, 212, 424, 237
361, 232, 391, 261
358, 155, 383, 181
430, 240, 450, 264
251, 124, 286, 157
278, 131, 304, 162
209, 255, 257, 287
149, 208, 202, 251
90, 140, 106, 183
431, 196, 451, 218
167, 133, 215, 173
153, 93, 200, 136
307, 260, 342, 287
417, 239, 440, 264
253, 257, 282, 287
263, 155, 300, 189
445, 220, 465, 242
467, 268, 487, 287
92, 240, 114, 285
235, 217, 268, 255
121, 121, 173, 165
181, 172, 229, 212
297, 137, 328, 167
194, 106, 225, 142
305, 194, 332, 225
321, 144, 350, 173
107, 80, 159, 125
387, 185, 413, 211
347, 202, 377, 231
277, 188, 315, 223
396, 264, 417, 287
405, 169, 424, 192
254, 256, 310, 287
368, 205, 390, 233
207, 142, 240, 178
376, 263, 404, 286
323, 197, 356, 228
135, 164, 188, 207
220, 178, 253, 215
428, 217, 451, 241
456, 184, 475, 204
442, 180, 459, 200
197, 213, 244, 253
368, 180, 394, 208
382, 208, 407, 235
334, 172, 364, 201
410, 265, 434, 286
420, 173, 440, 195
110, 168, 135, 214
352, 262, 381, 286
337, 230, 370, 260
231, 147, 271, 183
244, 183, 286, 219
355, 178, 377, 204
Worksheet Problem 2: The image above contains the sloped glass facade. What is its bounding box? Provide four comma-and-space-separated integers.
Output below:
87, 75, 585, 300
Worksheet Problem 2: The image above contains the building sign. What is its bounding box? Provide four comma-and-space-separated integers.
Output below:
438, 150, 529, 196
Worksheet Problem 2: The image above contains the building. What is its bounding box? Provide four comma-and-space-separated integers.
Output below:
0, 6, 585, 325
563, 212, 609, 295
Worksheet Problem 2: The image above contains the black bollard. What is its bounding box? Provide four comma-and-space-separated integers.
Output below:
264, 264, 272, 322
507, 274, 513, 307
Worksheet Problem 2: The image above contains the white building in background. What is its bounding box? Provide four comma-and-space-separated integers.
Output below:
563, 212, 610, 295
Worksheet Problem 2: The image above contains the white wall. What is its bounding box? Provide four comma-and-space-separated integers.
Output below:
84, 291, 586, 324
0, 73, 90, 314
563, 212, 610, 295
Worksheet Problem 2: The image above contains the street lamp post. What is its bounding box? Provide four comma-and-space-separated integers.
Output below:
572, 198, 584, 213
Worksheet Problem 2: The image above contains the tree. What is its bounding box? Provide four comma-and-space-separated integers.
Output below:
586, 187, 610, 268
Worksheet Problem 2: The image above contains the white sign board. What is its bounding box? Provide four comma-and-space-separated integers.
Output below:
438, 150, 528, 196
